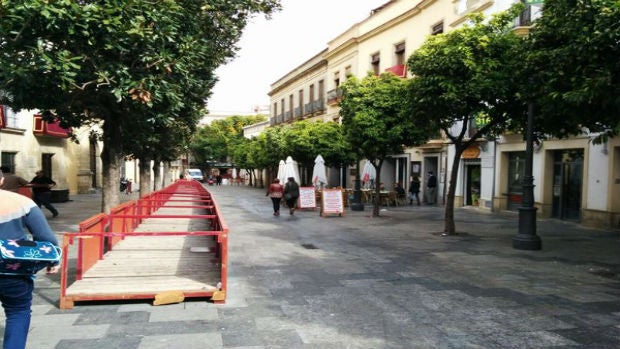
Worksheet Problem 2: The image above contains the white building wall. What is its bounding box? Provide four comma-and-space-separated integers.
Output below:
586, 141, 610, 211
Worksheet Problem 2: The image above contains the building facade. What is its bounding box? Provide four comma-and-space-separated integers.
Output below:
265, 0, 618, 228
0, 105, 101, 196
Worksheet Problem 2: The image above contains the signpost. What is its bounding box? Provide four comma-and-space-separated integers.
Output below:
321, 189, 344, 217
298, 187, 317, 209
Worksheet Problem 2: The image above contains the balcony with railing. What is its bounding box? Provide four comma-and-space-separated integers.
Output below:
513, 2, 540, 36
294, 106, 302, 119
33, 114, 71, 138
326, 88, 343, 105
284, 111, 292, 122
304, 102, 314, 116
313, 99, 325, 114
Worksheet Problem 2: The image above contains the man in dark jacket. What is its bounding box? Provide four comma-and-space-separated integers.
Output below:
30, 170, 59, 218
283, 177, 300, 215
426, 171, 437, 205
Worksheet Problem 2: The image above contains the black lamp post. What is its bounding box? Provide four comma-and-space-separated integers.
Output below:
513, 102, 542, 250
350, 159, 364, 211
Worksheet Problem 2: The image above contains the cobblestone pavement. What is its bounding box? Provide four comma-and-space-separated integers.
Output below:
2, 185, 619, 348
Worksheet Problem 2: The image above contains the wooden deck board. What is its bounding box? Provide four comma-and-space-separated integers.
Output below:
66, 273, 220, 296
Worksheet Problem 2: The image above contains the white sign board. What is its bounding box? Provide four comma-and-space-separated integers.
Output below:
299, 187, 316, 209
321, 189, 344, 217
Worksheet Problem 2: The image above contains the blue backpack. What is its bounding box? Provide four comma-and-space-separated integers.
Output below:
0, 239, 61, 275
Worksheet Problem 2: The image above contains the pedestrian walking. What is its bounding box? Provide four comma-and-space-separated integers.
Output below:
0, 166, 29, 193
409, 176, 421, 205
426, 171, 437, 205
0, 169, 60, 349
283, 177, 300, 215
266, 178, 284, 216
30, 170, 59, 218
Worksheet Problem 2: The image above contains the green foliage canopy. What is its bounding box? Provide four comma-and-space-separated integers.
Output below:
340, 72, 429, 216
526, 0, 620, 141
406, 6, 526, 234
0, 0, 280, 210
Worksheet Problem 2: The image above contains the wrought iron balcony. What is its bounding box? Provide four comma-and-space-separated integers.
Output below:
313, 100, 325, 114
294, 107, 302, 118
327, 88, 343, 105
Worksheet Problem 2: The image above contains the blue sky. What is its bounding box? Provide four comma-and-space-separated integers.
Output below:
206, 0, 387, 114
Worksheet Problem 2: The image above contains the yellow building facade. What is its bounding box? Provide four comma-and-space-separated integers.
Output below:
1, 105, 102, 196
267, 0, 620, 229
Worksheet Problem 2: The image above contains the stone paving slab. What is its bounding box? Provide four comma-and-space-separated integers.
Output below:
1, 186, 619, 348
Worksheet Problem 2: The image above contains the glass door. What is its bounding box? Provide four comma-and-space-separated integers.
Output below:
507, 152, 526, 211
552, 149, 583, 221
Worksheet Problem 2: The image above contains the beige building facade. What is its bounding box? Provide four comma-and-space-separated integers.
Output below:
0, 105, 102, 196
266, 0, 619, 229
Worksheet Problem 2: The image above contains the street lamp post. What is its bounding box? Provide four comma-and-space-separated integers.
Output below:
513, 102, 542, 250
350, 159, 364, 211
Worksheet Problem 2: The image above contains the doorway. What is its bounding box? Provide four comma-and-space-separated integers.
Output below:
551, 149, 583, 221
423, 156, 439, 204
41, 153, 54, 177
465, 162, 481, 206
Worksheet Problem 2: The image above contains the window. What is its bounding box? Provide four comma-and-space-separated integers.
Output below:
280, 98, 285, 116
345, 65, 352, 78
518, 0, 532, 26
273, 102, 277, 117
318, 80, 324, 102
1, 152, 17, 173
334, 71, 340, 88
395, 42, 406, 65
370, 53, 380, 75
1, 105, 20, 128
309, 84, 315, 102
298, 89, 304, 110
431, 21, 444, 35
289, 94, 294, 112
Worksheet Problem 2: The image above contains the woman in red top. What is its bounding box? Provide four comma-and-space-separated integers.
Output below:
266, 178, 284, 216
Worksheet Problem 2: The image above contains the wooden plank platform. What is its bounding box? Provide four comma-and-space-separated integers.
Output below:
61, 189, 226, 308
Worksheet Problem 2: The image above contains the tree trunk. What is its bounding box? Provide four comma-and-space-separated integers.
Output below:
162, 161, 171, 188
372, 160, 383, 217
101, 117, 123, 213
444, 145, 465, 235
152, 159, 162, 191
139, 156, 152, 196
246, 168, 254, 187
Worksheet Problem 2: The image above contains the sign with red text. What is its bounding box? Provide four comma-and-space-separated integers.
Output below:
321, 189, 344, 217
299, 187, 316, 209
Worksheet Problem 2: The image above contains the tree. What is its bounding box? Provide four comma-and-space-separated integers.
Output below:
406, 6, 527, 234
340, 73, 429, 217
526, 0, 620, 141
283, 121, 354, 185
0, 0, 280, 212
258, 126, 288, 182
190, 114, 266, 166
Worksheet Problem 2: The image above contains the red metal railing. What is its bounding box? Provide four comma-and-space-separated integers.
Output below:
59, 180, 229, 309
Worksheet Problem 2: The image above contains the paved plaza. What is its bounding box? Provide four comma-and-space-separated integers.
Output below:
2, 184, 619, 348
